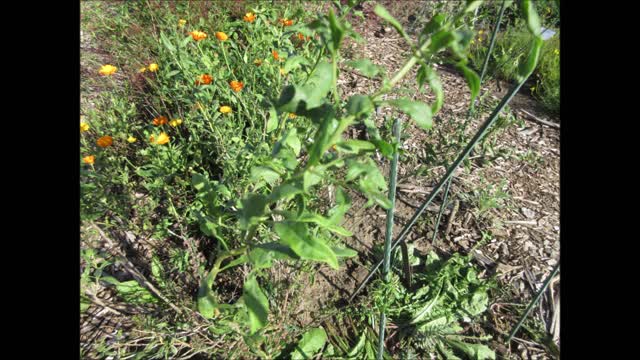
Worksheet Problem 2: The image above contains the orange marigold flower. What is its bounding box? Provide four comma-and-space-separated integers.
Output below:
148, 63, 159, 72
195, 74, 213, 85
243, 12, 256, 22
254, 59, 263, 66
229, 80, 244, 92
272, 50, 279, 60
297, 32, 305, 41
219, 106, 232, 114
155, 132, 170, 145
83, 155, 95, 165
279, 18, 294, 26
288, 113, 297, 119
96, 136, 113, 148
99, 64, 117, 76
189, 30, 207, 41
153, 116, 168, 126
215, 32, 228, 41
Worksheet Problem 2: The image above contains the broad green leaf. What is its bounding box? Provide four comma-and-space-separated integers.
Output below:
160, 32, 176, 53
521, 0, 541, 35
197, 278, 218, 318
374, 5, 405, 37
457, 63, 480, 104
191, 173, 209, 192
180, 35, 191, 48
284, 128, 302, 156
332, 247, 358, 257
389, 98, 432, 130
276, 148, 299, 170
252, 242, 300, 262
290, 327, 328, 360
417, 65, 444, 113
268, 180, 304, 203
242, 275, 269, 334
336, 139, 376, 153
346, 95, 374, 117
517, 36, 543, 81
277, 62, 334, 113
463, 0, 483, 14
303, 168, 324, 191
266, 106, 278, 133
275, 222, 338, 269
429, 30, 456, 53
328, 187, 351, 224
460, 288, 489, 317
238, 194, 268, 229
346, 59, 384, 78
297, 213, 353, 237
284, 56, 310, 73
150, 255, 166, 288
447, 340, 496, 360
347, 332, 367, 357
102, 277, 158, 305
307, 113, 339, 166
421, 14, 445, 36
251, 166, 281, 186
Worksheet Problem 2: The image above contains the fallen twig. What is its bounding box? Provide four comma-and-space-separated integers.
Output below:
519, 109, 560, 129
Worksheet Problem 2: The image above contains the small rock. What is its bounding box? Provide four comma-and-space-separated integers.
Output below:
500, 243, 510, 257
521, 207, 536, 219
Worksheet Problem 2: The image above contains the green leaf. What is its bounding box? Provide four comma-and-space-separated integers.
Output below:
284, 55, 310, 73
102, 277, 158, 305
297, 213, 353, 237
191, 173, 209, 192
267, 106, 278, 133
517, 36, 543, 81
251, 166, 281, 186
242, 275, 269, 334
277, 62, 334, 113
284, 128, 302, 156
238, 194, 268, 229
345, 59, 383, 78
446, 340, 496, 360
521, 0, 541, 35
160, 32, 176, 53
327, 9, 346, 54
252, 242, 300, 263
429, 30, 456, 53
417, 65, 444, 113
457, 63, 480, 105
421, 14, 445, 36
197, 278, 218, 319
346, 95, 374, 118
463, 0, 483, 14
328, 187, 351, 224
374, 5, 405, 37
332, 247, 358, 257
275, 222, 339, 269
180, 35, 191, 48
389, 98, 432, 130
268, 180, 304, 203
290, 327, 328, 360
347, 332, 366, 357
336, 139, 376, 154
307, 113, 339, 166
303, 168, 324, 191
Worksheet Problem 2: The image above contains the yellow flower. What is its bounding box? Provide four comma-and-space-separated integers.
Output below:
254, 58, 263, 66
178, 19, 187, 27
138, 67, 147, 73
229, 80, 244, 92
288, 113, 297, 119
96, 135, 113, 148
155, 132, 170, 145
215, 32, 228, 41
98, 64, 117, 76
169, 119, 183, 127
219, 106, 232, 114
83, 155, 95, 165
127, 136, 137, 143
243, 12, 256, 22
189, 30, 207, 41
148, 63, 159, 72
80, 122, 90, 132
280, 68, 286, 75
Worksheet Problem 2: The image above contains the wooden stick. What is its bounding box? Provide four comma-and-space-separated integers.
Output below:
519, 109, 560, 129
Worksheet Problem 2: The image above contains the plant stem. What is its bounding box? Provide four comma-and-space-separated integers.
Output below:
479, 0, 508, 85
332, 50, 340, 104
377, 118, 401, 360
431, 175, 453, 246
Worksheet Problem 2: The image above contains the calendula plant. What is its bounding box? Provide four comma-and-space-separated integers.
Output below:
191, 0, 497, 341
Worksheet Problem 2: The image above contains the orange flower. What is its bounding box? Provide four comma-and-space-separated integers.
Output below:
279, 18, 294, 26
83, 155, 95, 165
254, 59, 263, 66
189, 30, 207, 41
243, 12, 256, 22
272, 50, 279, 61
195, 74, 213, 85
153, 116, 168, 126
215, 31, 228, 41
229, 80, 244, 92
96, 136, 113, 148
297, 32, 305, 41
288, 113, 297, 119
98, 64, 117, 76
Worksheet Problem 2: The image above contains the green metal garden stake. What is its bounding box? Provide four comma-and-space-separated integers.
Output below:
479, 0, 509, 85
376, 118, 401, 360
507, 263, 560, 343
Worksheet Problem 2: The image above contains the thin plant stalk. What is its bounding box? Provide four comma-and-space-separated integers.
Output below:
431, 174, 453, 246
376, 118, 401, 360
349, 77, 530, 302
507, 263, 560, 342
